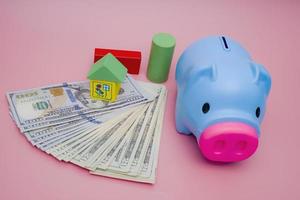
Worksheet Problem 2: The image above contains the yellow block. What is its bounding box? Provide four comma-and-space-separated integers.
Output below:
90, 80, 120, 102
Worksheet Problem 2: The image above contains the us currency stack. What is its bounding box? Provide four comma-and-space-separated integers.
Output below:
6, 76, 167, 184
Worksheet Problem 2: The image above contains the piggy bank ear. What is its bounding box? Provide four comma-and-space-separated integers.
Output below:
192, 64, 218, 81
250, 62, 272, 95
181, 64, 217, 88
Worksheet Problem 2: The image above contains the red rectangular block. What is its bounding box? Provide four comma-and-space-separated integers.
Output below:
94, 48, 142, 74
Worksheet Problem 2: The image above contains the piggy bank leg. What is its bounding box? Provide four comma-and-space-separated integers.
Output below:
175, 111, 191, 135
175, 90, 192, 135
176, 118, 191, 135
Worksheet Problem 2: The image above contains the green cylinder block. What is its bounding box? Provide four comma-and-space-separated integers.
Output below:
147, 33, 176, 83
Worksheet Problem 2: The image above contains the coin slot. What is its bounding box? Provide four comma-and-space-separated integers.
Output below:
221, 36, 229, 49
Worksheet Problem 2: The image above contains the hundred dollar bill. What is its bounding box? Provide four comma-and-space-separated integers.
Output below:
36, 124, 98, 151
47, 109, 135, 159
48, 127, 100, 158
99, 101, 155, 172
141, 89, 166, 182
117, 95, 160, 173
90, 105, 149, 170
99, 86, 163, 174
129, 87, 166, 175
29, 118, 97, 144
44, 105, 140, 157
90, 87, 167, 183
70, 108, 140, 168
59, 127, 112, 162
86, 120, 138, 170
83, 106, 147, 168
102, 100, 155, 172
23, 106, 128, 141
60, 130, 107, 162
116, 105, 150, 169
7, 76, 153, 132
136, 88, 167, 178
56, 110, 133, 162
25, 108, 128, 146
24, 118, 88, 141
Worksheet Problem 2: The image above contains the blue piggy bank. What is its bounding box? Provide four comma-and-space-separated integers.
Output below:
175, 36, 271, 162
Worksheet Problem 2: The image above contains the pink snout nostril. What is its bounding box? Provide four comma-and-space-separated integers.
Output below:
235, 140, 248, 155
213, 140, 226, 154
198, 122, 259, 162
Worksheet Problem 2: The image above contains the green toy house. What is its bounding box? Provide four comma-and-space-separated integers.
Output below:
87, 53, 127, 102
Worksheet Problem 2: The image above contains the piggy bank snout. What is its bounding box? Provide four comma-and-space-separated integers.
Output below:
199, 122, 258, 162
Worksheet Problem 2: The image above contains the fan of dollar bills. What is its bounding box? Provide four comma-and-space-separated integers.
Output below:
6, 76, 167, 184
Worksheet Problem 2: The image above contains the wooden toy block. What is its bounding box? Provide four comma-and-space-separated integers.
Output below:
147, 33, 176, 83
88, 53, 127, 82
88, 53, 127, 102
94, 48, 141, 74
89, 80, 120, 102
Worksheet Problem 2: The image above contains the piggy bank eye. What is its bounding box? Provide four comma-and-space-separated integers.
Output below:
202, 103, 210, 114
256, 107, 260, 118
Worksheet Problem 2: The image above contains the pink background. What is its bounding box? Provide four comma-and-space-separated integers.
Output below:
1, 0, 300, 199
